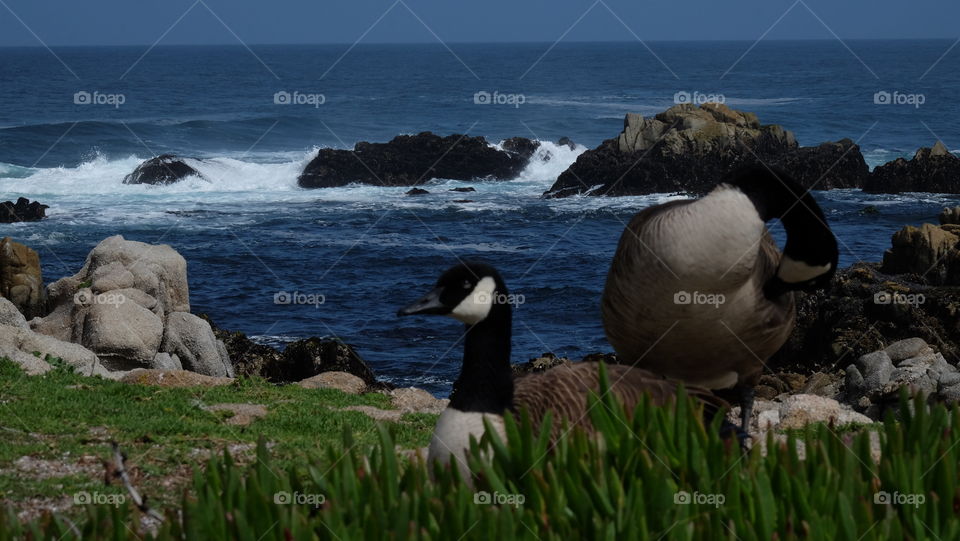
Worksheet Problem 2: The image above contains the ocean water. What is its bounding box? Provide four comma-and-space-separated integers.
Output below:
1, 41, 959, 394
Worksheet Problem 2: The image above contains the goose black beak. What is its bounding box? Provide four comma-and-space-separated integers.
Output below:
397, 287, 448, 317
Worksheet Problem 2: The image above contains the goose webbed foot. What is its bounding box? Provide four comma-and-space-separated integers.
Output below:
718, 418, 751, 451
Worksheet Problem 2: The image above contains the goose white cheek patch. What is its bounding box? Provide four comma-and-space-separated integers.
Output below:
778, 255, 832, 284
450, 276, 496, 325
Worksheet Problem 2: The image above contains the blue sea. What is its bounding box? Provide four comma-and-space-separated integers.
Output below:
1, 41, 959, 395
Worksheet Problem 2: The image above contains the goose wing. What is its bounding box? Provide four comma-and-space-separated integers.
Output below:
511, 362, 726, 442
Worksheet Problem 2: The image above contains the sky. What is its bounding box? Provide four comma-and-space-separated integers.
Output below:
0, 0, 957, 47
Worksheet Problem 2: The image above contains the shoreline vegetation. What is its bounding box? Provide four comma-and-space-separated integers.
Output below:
4, 103, 960, 537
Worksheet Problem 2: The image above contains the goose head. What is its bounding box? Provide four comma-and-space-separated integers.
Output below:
397, 262, 509, 326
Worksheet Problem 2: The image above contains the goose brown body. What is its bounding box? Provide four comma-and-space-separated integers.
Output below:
601, 187, 796, 390
512, 363, 726, 442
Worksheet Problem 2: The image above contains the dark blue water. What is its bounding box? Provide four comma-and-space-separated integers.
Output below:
1, 41, 959, 394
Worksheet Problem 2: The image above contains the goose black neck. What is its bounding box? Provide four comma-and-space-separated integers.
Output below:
727, 166, 837, 267
448, 303, 514, 414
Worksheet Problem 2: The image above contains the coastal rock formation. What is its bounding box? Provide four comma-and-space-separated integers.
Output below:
0, 237, 46, 319
773, 261, 960, 372
30, 236, 232, 376
864, 141, 960, 194
297, 133, 539, 188
0, 298, 107, 377
881, 222, 960, 284
204, 315, 381, 385
844, 338, 960, 416
545, 104, 868, 197
0, 198, 48, 223
768, 138, 869, 190
122, 154, 205, 185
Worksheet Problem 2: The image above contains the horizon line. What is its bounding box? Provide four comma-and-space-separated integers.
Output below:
0, 36, 955, 49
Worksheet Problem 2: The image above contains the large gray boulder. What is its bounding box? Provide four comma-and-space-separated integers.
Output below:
29, 236, 232, 376
161, 312, 233, 377
0, 324, 107, 377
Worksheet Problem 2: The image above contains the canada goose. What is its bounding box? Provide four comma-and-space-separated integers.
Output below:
398, 262, 727, 474
601, 165, 838, 429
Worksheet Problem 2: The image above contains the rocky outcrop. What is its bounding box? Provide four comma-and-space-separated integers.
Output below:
122, 154, 204, 185
881, 222, 960, 284
0, 237, 46, 319
29, 236, 232, 376
768, 138, 869, 190
0, 297, 107, 377
864, 141, 960, 194
844, 338, 960, 417
297, 133, 539, 188
545, 104, 868, 197
0, 198, 48, 223
204, 315, 381, 385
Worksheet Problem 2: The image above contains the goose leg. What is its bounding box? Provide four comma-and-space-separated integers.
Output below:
735, 383, 755, 433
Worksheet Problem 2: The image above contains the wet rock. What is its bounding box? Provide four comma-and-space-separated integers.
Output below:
0, 237, 47, 319
297, 133, 538, 188
545, 104, 868, 197
449, 187, 476, 193
122, 154, 204, 186
280, 337, 379, 385
0, 198, 48, 223
405, 188, 430, 196
864, 141, 960, 194
557, 137, 576, 150
512, 352, 572, 376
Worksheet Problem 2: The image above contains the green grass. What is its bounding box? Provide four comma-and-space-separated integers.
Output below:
4, 361, 960, 539
0, 358, 434, 515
